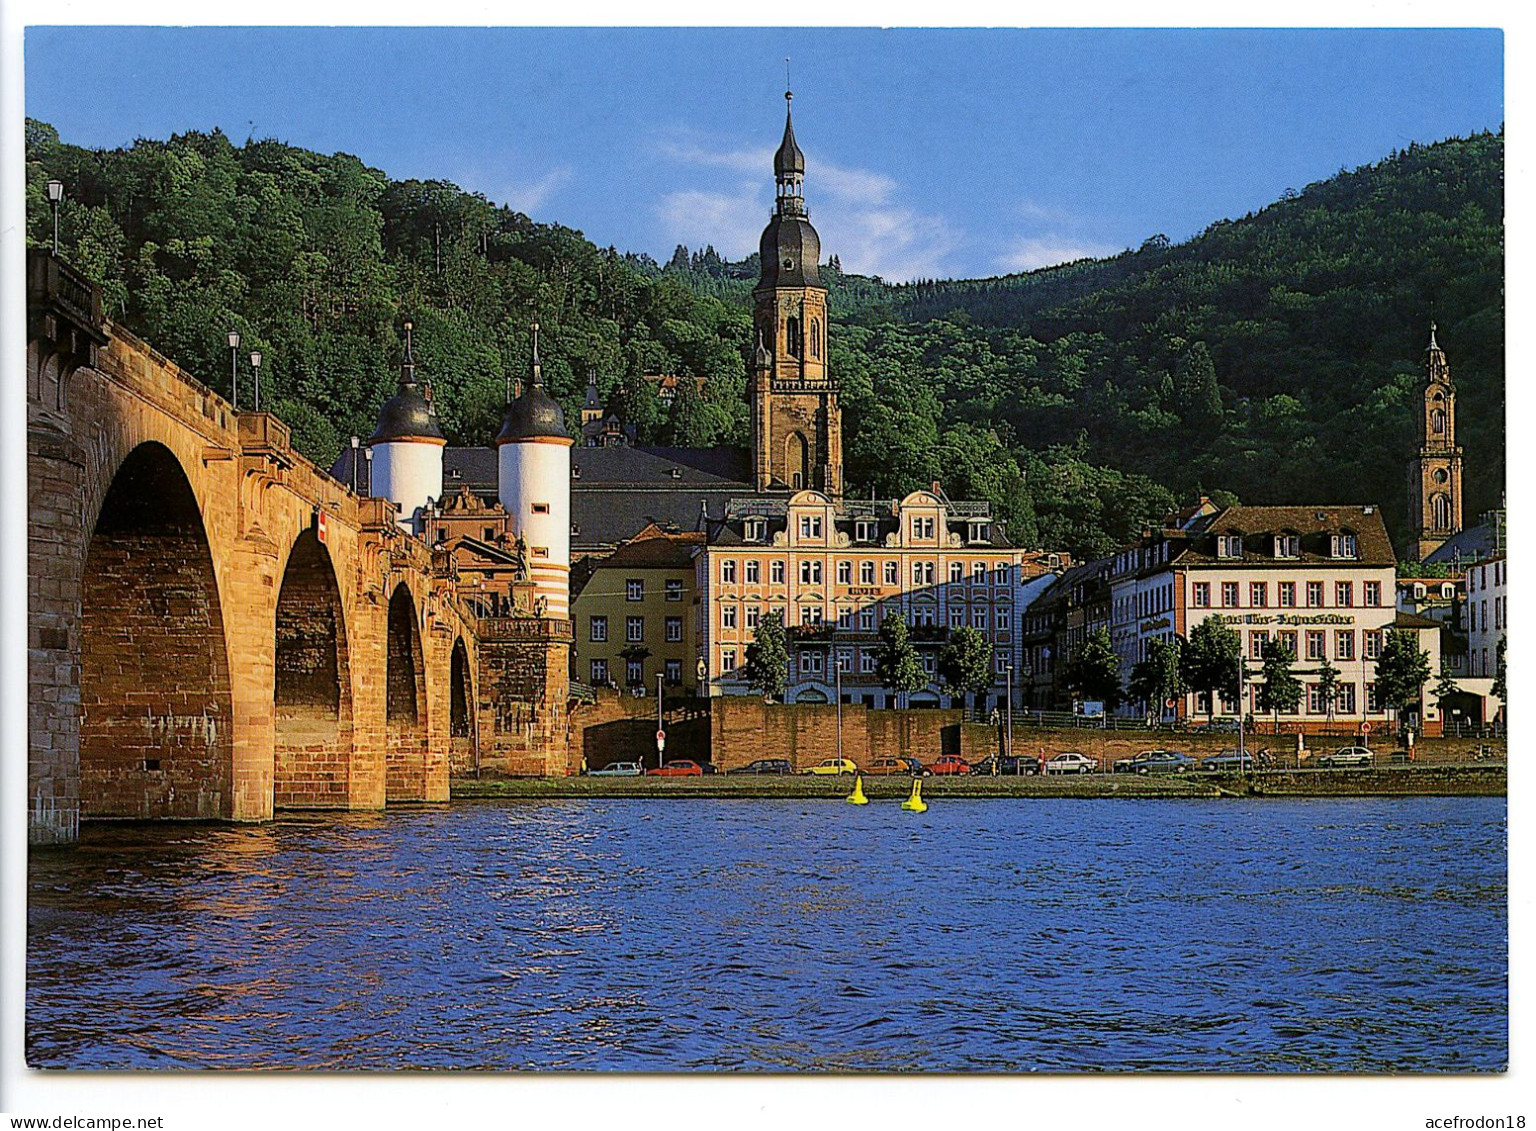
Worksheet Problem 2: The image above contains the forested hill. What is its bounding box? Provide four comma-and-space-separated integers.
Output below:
24, 120, 1502, 559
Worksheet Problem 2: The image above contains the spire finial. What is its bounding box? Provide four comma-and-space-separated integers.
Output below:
531, 320, 544, 388
785, 56, 791, 99
401, 319, 417, 387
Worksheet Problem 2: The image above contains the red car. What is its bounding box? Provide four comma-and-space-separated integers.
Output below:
923, 754, 971, 775
646, 760, 704, 777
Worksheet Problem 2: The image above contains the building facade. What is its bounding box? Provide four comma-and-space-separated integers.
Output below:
570, 524, 705, 696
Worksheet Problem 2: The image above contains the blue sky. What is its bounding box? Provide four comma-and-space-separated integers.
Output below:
24, 27, 1503, 282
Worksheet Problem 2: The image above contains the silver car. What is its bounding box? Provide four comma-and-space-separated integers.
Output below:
1045, 751, 1098, 774
589, 761, 643, 776
1316, 746, 1374, 768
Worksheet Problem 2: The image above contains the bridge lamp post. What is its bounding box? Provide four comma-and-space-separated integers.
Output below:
350, 435, 360, 494
250, 350, 263, 412
46, 180, 63, 255
227, 330, 241, 411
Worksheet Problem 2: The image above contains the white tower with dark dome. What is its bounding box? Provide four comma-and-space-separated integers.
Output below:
495, 323, 572, 617
367, 321, 445, 532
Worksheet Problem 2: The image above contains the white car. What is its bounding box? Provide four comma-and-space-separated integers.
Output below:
1316, 746, 1374, 768
588, 761, 643, 776
1045, 751, 1098, 775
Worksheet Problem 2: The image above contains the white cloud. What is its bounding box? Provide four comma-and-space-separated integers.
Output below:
657, 138, 771, 176
655, 185, 768, 259
499, 166, 573, 215
816, 160, 897, 206
819, 200, 962, 282
996, 236, 1123, 274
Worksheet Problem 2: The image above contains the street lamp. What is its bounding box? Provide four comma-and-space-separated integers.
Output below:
350, 435, 360, 494
46, 180, 63, 255
226, 330, 241, 410
1004, 663, 1014, 764
363, 445, 372, 496
249, 350, 263, 412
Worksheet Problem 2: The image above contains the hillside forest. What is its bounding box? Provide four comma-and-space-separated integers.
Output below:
24, 120, 1503, 560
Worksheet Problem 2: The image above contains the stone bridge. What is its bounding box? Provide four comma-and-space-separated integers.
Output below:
26, 251, 534, 845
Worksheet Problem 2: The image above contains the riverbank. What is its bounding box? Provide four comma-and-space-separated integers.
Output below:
449, 764, 1505, 800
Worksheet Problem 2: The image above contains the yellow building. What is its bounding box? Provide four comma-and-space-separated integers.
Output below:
570, 524, 704, 695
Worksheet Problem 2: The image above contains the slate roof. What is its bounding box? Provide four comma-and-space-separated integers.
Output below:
1424, 521, 1502, 566
1172, 505, 1395, 568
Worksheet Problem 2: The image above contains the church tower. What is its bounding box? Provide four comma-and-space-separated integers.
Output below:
1408, 323, 1464, 560
751, 91, 843, 496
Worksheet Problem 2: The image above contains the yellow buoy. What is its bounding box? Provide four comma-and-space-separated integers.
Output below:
846, 774, 869, 805
900, 777, 927, 813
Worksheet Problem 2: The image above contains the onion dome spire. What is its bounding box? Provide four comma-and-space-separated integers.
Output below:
495, 319, 568, 444
1426, 321, 1451, 384
368, 319, 445, 444
757, 90, 822, 291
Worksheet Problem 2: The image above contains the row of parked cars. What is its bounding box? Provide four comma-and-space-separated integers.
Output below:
588, 744, 1405, 777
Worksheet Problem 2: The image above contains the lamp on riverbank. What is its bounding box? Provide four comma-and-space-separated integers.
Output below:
227, 329, 241, 410
250, 350, 263, 412
47, 180, 63, 255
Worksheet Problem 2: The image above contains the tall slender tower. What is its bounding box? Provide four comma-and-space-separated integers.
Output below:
495, 324, 573, 617
367, 320, 445, 532
751, 90, 843, 496
1408, 323, 1464, 560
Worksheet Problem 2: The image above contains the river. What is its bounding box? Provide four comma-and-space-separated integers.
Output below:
26, 797, 1505, 1072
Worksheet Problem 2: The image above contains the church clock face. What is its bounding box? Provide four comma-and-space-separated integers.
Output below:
783, 258, 794, 269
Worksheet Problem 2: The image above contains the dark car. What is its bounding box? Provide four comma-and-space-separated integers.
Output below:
970, 754, 1040, 776
1113, 749, 1195, 774
1200, 748, 1262, 772
727, 758, 793, 775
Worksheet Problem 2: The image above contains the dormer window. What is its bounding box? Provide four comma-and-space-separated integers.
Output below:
744, 518, 766, 542
855, 519, 877, 543
798, 515, 823, 539
1440, 583, 1455, 599
911, 517, 936, 540
1274, 533, 1300, 559
1332, 532, 1358, 559
968, 521, 991, 543
1413, 583, 1427, 600
1216, 535, 1243, 559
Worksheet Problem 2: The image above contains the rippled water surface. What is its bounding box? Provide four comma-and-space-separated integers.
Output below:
27, 798, 1505, 1072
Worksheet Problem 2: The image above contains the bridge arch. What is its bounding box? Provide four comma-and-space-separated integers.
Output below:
273, 527, 355, 808
385, 581, 430, 801
79, 441, 234, 818
450, 635, 476, 775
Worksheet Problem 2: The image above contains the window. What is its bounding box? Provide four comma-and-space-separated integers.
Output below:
744, 561, 760, 585
1274, 533, 1300, 558
531, 502, 550, 515
1366, 682, 1383, 712
665, 578, 684, 602
913, 606, 937, 628
855, 519, 877, 543
1335, 630, 1354, 661
837, 561, 852, 585
1335, 582, 1353, 608
920, 652, 936, 675
1306, 581, 1324, 608
762, 560, 782, 586
1278, 631, 1297, 659
994, 561, 1009, 583
836, 648, 852, 673
801, 651, 824, 675
590, 658, 609, 685
1332, 533, 1358, 559
838, 606, 854, 630
972, 608, 987, 630
722, 649, 737, 675
802, 606, 823, 626
859, 608, 876, 631
912, 561, 935, 586
626, 578, 643, 601
1305, 630, 1326, 661
800, 560, 823, 585
1193, 582, 1211, 608
859, 650, 876, 674
1364, 630, 1383, 660
949, 608, 965, 629
665, 616, 683, 643
745, 606, 761, 631
969, 521, 992, 543
721, 607, 737, 631
744, 518, 766, 542
627, 616, 645, 642
1221, 582, 1240, 607
1279, 582, 1297, 608
1306, 684, 1325, 714
996, 654, 1010, 675
626, 659, 644, 686
884, 561, 899, 585
532, 547, 549, 559
589, 616, 609, 643
949, 561, 965, 583
911, 516, 935, 539
1249, 631, 1268, 660
721, 559, 737, 584
1336, 683, 1356, 714
1217, 534, 1242, 558
973, 562, 987, 582
664, 659, 682, 685
859, 561, 875, 585
995, 609, 1010, 631
1495, 598, 1502, 631
1250, 582, 1268, 608
1481, 601, 1488, 632
1364, 581, 1381, 607
798, 515, 823, 539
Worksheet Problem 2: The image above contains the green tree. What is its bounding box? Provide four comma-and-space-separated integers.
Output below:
1128, 635, 1185, 718
1174, 341, 1224, 434
937, 626, 994, 712
1432, 660, 1462, 715
1255, 638, 1303, 734
1492, 635, 1507, 705
874, 613, 927, 702
1181, 619, 1242, 723
1315, 657, 1342, 731
1062, 626, 1123, 710
743, 610, 788, 703
1375, 627, 1433, 731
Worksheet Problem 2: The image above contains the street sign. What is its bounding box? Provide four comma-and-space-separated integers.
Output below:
1165, 697, 1178, 709
656, 729, 666, 754
1361, 721, 1372, 734
315, 509, 329, 545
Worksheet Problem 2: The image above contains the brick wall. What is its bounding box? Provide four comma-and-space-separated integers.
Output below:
708, 699, 1000, 771
571, 689, 711, 770
79, 459, 233, 818
476, 628, 572, 776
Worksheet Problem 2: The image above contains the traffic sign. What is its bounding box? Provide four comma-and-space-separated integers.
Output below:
1360, 721, 1372, 734
315, 508, 329, 545
656, 729, 666, 753
1165, 697, 1178, 709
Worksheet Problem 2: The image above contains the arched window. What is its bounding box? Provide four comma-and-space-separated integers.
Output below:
1432, 408, 1446, 435
785, 315, 802, 359
785, 431, 808, 490
810, 318, 821, 358
1432, 493, 1452, 530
